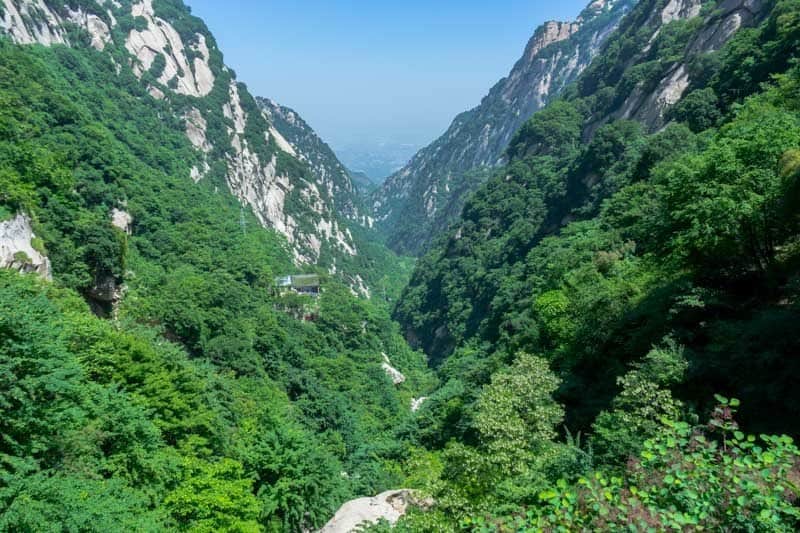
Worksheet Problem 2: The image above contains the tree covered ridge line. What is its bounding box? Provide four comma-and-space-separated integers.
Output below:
0, 14, 436, 532
384, 0, 800, 529
371, 0, 638, 257
1, 0, 800, 531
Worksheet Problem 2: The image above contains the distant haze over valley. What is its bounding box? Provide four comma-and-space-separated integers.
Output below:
2, 0, 800, 531
333, 141, 422, 183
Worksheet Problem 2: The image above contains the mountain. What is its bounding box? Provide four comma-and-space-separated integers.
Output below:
257, 97, 370, 224
396, 0, 771, 365
0, 1, 435, 530
1, 0, 366, 268
390, 0, 800, 527
3, 0, 800, 530
347, 168, 378, 195
372, 0, 637, 255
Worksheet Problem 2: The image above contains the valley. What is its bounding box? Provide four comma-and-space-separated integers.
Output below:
1, 0, 800, 531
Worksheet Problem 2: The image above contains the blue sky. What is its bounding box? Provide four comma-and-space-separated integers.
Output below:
185, 0, 590, 150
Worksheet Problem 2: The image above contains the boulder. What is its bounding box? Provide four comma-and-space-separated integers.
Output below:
0, 213, 51, 279
319, 490, 426, 533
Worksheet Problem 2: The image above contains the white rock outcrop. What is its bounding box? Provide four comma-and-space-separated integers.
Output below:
66, 8, 111, 50
111, 208, 133, 235
126, 0, 214, 97
0, 0, 112, 50
381, 353, 406, 385
661, 0, 702, 23
224, 83, 358, 264
602, 0, 763, 133
0, 214, 51, 279
352, 274, 370, 298
268, 125, 297, 156
319, 490, 419, 533
185, 107, 212, 153
411, 397, 428, 412
223, 81, 248, 134
0, 0, 68, 46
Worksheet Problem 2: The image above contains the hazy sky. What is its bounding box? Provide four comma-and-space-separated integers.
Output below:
185, 0, 590, 149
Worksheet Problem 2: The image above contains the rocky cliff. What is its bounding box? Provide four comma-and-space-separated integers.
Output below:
582, 0, 766, 136
372, 0, 637, 255
0, 214, 51, 279
394, 0, 772, 363
259, 97, 372, 227
0, 0, 362, 266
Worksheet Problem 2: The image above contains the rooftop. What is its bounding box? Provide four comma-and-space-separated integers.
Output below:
275, 274, 321, 289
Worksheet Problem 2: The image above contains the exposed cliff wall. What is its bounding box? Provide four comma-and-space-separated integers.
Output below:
0, 0, 361, 267
0, 214, 51, 279
588, 0, 765, 134
125, 0, 214, 97
259, 97, 368, 226
373, 0, 637, 255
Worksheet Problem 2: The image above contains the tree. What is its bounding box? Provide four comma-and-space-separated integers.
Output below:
164, 458, 261, 533
592, 339, 688, 465
437, 354, 570, 510
535, 400, 800, 531
669, 87, 722, 133
658, 101, 800, 276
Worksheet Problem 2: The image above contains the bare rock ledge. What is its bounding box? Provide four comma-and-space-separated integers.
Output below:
319, 489, 429, 533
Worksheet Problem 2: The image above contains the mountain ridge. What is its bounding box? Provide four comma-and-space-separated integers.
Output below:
0, 0, 368, 269
372, 0, 637, 255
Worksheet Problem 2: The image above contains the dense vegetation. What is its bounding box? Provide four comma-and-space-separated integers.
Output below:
2, 0, 800, 530
390, 0, 800, 529
0, 30, 434, 531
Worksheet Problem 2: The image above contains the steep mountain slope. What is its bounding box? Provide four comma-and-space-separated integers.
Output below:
0, 1, 438, 530
373, 0, 637, 255
0, 0, 363, 267
388, 0, 800, 528
396, 0, 771, 367
258, 97, 370, 226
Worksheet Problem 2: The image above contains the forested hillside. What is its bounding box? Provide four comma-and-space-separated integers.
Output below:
0, 0, 412, 291
389, 0, 800, 529
2, 0, 800, 531
0, 3, 434, 531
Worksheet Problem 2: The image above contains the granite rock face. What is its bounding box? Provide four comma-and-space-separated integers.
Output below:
319, 490, 427, 533
604, 0, 765, 132
0, 214, 51, 280
373, 0, 637, 255
0, 0, 365, 272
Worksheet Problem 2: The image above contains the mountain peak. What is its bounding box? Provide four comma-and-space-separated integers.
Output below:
372, 0, 636, 256
1, 0, 370, 271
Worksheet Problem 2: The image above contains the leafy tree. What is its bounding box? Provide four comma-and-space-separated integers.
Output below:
533, 401, 800, 532
657, 100, 800, 276
669, 87, 722, 132
592, 339, 688, 465
164, 457, 261, 532
435, 354, 581, 513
